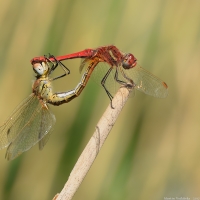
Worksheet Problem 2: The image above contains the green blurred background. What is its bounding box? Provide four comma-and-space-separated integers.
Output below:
0, 0, 200, 199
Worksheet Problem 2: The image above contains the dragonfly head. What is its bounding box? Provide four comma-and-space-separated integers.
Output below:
122, 53, 137, 69
32, 62, 49, 76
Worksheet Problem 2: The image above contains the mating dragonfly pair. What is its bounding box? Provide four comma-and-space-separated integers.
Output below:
0, 45, 168, 160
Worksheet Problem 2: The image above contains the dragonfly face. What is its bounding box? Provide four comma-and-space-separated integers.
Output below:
32, 62, 49, 76
121, 53, 137, 70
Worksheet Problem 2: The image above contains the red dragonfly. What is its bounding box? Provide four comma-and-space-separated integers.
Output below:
0, 56, 87, 160
31, 45, 168, 103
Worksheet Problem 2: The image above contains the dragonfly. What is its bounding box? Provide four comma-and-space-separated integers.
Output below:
31, 45, 168, 105
0, 55, 87, 160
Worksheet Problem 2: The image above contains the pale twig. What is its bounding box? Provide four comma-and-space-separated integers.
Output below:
54, 87, 131, 200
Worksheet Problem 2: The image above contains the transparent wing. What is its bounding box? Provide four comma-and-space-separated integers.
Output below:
79, 59, 167, 98
80, 59, 122, 97
125, 64, 168, 98
38, 106, 56, 150
0, 94, 37, 149
0, 94, 55, 160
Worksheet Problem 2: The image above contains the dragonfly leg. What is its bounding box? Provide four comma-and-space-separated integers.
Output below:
101, 68, 116, 108
45, 54, 70, 81
101, 68, 114, 101
114, 67, 135, 89
114, 68, 127, 85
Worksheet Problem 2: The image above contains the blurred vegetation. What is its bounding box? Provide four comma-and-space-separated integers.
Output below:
0, 0, 200, 199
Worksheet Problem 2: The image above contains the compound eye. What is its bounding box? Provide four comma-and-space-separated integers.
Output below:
33, 63, 45, 75
122, 57, 130, 69
122, 54, 137, 69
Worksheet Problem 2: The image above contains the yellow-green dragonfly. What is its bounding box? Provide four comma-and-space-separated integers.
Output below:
0, 55, 86, 160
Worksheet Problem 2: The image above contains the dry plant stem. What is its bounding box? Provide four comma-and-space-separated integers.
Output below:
55, 87, 131, 200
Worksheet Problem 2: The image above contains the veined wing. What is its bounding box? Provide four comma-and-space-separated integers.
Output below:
79, 59, 167, 98
0, 94, 36, 149
0, 94, 55, 160
125, 64, 168, 98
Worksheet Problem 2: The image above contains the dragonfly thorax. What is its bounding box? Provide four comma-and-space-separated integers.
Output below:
32, 78, 53, 100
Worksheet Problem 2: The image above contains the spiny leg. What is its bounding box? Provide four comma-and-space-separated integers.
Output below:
119, 67, 135, 89
49, 54, 70, 73
45, 54, 70, 81
44, 54, 58, 74
114, 67, 134, 89
101, 67, 115, 108
114, 67, 127, 85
